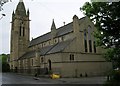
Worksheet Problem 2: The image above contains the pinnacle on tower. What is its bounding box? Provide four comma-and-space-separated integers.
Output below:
12, 10, 14, 15
15, 0, 26, 16
19, 0, 23, 2
51, 19, 57, 38
51, 19, 56, 30
27, 9, 30, 16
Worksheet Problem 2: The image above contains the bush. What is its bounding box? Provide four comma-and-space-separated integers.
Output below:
104, 69, 120, 86
2, 62, 10, 72
110, 69, 120, 81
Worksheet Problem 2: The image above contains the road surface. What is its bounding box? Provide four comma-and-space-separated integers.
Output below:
2, 73, 107, 85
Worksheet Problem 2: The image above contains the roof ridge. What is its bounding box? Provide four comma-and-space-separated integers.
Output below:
57, 16, 85, 30
29, 17, 86, 47
31, 22, 73, 41
32, 17, 85, 41
32, 32, 51, 41
57, 22, 73, 30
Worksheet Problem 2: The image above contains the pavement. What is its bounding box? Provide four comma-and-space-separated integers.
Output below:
56, 77, 107, 84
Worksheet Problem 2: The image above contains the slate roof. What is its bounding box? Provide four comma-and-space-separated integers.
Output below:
29, 23, 73, 47
18, 51, 35, 60
29, 32, 51, 47
29, 17, 85, 47
47, 39, 74, 54
40, 44, 55, 56
56, 22, 73, 37
19, 39, 74, 60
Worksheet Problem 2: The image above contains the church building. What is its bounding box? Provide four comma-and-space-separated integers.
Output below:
9, 0, 112, 77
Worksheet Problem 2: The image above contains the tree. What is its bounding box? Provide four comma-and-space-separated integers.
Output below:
0, 54, 10, 72
0, 0, 33, 11
0, 0, 11, 11
0, 0, 11, 20
80, 1, 120, 68
0, 0, 33, 20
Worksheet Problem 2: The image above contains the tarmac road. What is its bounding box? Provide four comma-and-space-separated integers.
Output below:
2, 73, 62, 84
1, 73, 107, 86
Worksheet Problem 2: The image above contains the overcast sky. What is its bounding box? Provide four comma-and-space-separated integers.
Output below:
0, 0, 90, 54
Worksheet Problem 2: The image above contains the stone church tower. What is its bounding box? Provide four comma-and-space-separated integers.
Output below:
10, 0, 30, 70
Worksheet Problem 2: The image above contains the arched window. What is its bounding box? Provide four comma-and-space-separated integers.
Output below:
19, 25, 22, 36
31, 59, 33, 66
88, 25, 92, 40
23, 27, 25, 36
84, 29, 87, 52
19, 22, 25, 37
88, 26, 92, 52
94, 41, 96, 53
84, 29, 87, 40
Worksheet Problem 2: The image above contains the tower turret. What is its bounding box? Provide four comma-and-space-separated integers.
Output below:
51, 19, 57, 44
51, 19, 57, 37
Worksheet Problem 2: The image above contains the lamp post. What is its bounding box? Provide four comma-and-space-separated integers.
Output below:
0, 14, 5, 20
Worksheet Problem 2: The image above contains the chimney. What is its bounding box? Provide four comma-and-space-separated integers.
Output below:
73, 15, 79, 34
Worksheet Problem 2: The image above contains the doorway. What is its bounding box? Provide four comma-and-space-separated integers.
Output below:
48, 59, 51, 71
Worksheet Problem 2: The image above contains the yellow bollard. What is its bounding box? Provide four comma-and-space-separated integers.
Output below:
50, 74, 60, 79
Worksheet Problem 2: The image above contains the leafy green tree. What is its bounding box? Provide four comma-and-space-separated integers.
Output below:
0, 54, 10, 72
0, 0, 11, 11
104, 48, 120, 68
0, 0, 33, 11
80, 1, 120, 68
